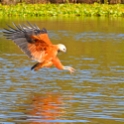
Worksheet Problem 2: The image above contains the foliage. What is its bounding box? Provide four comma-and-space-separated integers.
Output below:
0, 3, 124, 17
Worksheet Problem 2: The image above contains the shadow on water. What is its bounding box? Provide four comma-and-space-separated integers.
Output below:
0, 17, 124, 124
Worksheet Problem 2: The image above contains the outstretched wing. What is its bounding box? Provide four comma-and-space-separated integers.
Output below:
3, 22, 52, 62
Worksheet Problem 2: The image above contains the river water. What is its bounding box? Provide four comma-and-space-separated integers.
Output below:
0, 17, 124, 124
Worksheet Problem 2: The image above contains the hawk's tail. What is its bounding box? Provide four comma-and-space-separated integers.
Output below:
31, 63, 39, 71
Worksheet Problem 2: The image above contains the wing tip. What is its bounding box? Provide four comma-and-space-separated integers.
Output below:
41, 28, 47, 34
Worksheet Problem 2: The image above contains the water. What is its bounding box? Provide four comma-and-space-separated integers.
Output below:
0, 17, 124, 124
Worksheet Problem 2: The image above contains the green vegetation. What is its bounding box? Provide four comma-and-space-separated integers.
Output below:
0, 3, 124, 17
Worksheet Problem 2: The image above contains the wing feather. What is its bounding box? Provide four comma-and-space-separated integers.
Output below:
3, 22, 52, 62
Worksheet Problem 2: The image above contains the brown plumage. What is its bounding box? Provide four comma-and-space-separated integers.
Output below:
3, 22, 75, 73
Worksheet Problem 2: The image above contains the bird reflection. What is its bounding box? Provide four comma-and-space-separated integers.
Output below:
29, 93, 64, 124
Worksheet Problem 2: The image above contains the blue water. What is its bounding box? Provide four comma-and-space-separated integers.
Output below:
0, 17, 124, 124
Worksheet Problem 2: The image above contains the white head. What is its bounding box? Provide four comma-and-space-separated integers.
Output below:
57, 44, 66, 53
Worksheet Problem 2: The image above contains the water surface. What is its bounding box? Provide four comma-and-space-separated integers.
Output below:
0, 17, 124, 124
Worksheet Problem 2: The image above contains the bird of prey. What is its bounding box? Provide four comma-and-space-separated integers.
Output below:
3, 22, 75, 73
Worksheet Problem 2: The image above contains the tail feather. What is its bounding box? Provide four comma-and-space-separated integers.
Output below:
31, 61, 52, 71
31, 63, 39, 71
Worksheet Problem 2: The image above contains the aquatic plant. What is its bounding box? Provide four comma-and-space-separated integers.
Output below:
0, 3, 124, 17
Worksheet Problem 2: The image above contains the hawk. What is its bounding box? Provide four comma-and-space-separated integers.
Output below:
3, 22, 75, 73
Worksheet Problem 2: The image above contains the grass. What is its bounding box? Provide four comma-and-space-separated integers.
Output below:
0, 3, 124, 17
